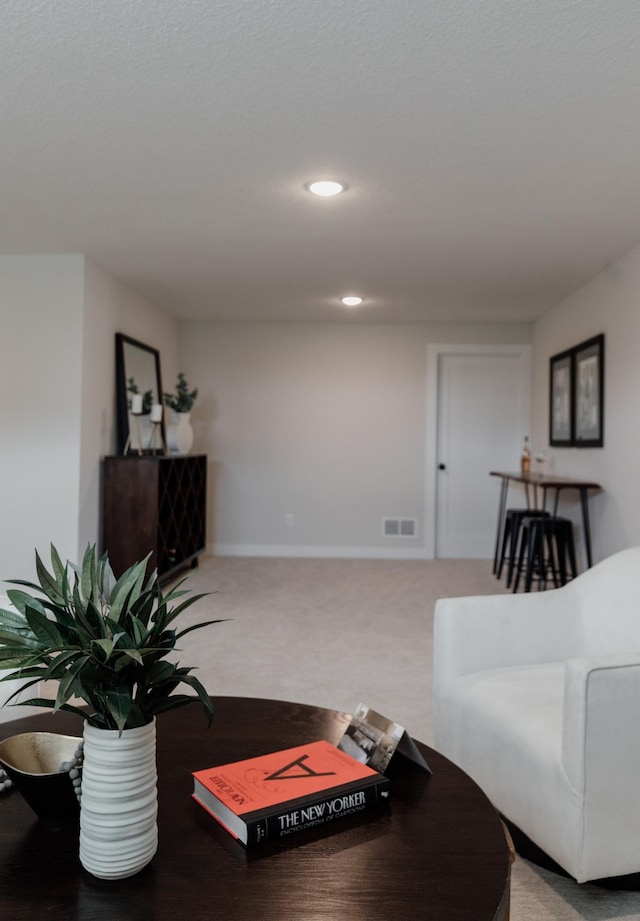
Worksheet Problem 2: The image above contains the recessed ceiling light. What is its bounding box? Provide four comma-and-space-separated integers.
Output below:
307, 180, 346, 197
341, 296, 363, 307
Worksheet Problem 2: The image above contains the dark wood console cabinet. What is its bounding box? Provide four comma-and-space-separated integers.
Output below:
102, 455, 207, 582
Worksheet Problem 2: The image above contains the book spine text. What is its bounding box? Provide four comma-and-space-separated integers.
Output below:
247, 779, 390, 845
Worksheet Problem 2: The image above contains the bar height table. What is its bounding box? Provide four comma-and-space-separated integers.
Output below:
490, 471, 602, 573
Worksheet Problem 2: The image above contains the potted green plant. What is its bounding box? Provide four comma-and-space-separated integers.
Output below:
164, 372, 198, 414
164, 372, 198, 455
0, 544, 220, 879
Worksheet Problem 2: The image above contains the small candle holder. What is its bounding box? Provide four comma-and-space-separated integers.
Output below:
147, 404, 166, 455
147, 422, 165, 454
123, 409, 144, 456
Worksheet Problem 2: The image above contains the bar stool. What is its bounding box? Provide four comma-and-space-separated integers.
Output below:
512, 516, 578, 593
496, 508, 550, 588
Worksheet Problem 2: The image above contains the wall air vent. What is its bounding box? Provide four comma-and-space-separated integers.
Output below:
382, 518, 417, 538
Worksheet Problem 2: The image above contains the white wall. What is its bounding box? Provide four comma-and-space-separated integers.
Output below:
0, 256, 85, 586
16, 241, 638, 570
532, 242, 640, 563
181, 320, 531, 557
0, 255, 179, 589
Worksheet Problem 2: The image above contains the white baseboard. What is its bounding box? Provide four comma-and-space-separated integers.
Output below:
210, 542, 432, 560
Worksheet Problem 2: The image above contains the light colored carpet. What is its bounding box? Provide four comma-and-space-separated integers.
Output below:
178, 555, 640, 921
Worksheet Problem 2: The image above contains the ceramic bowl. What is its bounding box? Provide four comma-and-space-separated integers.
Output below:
0, 731, 82, 824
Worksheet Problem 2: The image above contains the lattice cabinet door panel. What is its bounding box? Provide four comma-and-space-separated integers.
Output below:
103, 455, 207, 581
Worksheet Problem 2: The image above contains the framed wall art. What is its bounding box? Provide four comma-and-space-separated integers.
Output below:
549, 347, 574, 446
548, 334, 604, 448
573, 334, 604, 447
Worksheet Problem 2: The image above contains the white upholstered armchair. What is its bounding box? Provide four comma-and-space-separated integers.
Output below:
433, 547, 640, 883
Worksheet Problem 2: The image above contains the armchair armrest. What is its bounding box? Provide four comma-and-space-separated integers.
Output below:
433, 582, 582, 689
562, 654, 640, 794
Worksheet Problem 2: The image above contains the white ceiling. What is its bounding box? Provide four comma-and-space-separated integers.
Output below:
2, 1, 640, 324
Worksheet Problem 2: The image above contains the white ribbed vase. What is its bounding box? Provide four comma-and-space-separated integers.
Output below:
79, 719, 158, 880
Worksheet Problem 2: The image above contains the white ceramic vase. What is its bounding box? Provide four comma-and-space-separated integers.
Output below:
79, 719, 158, 880
166, 411, 194, 456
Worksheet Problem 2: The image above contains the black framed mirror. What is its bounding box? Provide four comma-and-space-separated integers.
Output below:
115, 333, 165, 454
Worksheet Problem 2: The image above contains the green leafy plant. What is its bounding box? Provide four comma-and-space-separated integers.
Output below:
0, 545, 220, 733
164, 372, 198, 413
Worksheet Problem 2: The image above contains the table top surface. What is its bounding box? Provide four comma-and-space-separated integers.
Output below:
0, 697, 510, 921
490, 470, 602, 489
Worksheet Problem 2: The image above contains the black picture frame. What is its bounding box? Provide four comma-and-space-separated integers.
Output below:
115, 333, 165, 454
573, 334, 604, 448
548, 334, 604, 448
549, 347, 574, 446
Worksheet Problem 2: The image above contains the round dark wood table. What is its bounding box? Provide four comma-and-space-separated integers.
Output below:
0, 697, 510, 920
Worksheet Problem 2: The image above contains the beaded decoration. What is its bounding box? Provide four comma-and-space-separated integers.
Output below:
60, 740, 84, 802
0, 767, 11, 793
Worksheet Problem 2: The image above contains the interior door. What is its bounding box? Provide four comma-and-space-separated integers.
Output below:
435, 349, 530, 558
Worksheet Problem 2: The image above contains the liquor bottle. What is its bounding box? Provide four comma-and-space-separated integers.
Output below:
520, 436, 531, 476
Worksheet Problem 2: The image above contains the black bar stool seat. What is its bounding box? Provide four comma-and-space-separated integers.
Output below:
512, 516, 578, 593
497, 508, 550, 587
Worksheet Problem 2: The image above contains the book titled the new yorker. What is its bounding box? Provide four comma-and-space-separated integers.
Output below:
192, 739, 391, 846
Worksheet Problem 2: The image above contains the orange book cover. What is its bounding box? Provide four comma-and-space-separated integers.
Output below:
192, 739, 391, 846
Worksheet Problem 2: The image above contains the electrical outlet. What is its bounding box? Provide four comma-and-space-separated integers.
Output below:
285, 513, 295, 527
